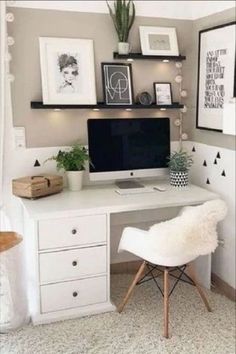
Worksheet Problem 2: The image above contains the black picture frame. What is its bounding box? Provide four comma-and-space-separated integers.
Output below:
196, 21, 236, 133
153, 82, 173, 105
101, 63, 134, 105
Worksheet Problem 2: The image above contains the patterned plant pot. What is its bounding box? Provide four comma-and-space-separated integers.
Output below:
170, 170, 188, 187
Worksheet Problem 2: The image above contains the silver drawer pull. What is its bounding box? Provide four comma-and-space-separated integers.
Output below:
71, 228, 78, 235
72, 260, 78, 267
72, 291, 78, 297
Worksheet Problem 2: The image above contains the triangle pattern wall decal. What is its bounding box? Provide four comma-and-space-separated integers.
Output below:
221, 170, 226, 177
216, 152, 221, 159
192, 146, 196, 152
203, 160, 207, 166
34, 159, 41, 167
206, 178, 210, 184
214, 159, 217, 165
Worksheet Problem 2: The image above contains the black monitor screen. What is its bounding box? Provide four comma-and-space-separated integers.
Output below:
88, 118, 170, 173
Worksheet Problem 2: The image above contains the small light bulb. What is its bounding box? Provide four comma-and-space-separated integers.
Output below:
180, 105, 187, 113
181, 133, 188, 140
163, 59, 169, 63
180, 90, 187, 98
7, 36, 15, 46
174, 119, 181, 127
175, 62, 182, 69
6, 12, 14, 22
175, 75, 183, 83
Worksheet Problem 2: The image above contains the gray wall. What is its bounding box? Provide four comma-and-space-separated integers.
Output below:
8, 8, 193, 147
189, 8, 236, 150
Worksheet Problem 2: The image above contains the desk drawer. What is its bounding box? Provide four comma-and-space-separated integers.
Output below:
38, 214, 107, 250
40, 276, 107, 313
39, 245, 107, 284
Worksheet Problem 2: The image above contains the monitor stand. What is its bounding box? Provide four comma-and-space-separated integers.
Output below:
115, 180, 144, 189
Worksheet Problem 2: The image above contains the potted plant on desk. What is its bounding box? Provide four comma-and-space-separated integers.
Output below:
167, 150, 193, 187
107, 0, 135, 55
47, 143, 90, 191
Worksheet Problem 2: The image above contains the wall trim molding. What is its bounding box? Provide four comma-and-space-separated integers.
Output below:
212, 272, 236, 301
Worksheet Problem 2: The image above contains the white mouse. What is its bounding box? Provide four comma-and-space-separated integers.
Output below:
153, 186, 166, 192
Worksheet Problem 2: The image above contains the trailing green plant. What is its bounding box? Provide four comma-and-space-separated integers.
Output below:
106, 0, 135, 42
167, 150, 193, 172
46, 143, 90, 172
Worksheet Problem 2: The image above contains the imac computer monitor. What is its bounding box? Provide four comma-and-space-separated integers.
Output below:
87, 118, 170, 182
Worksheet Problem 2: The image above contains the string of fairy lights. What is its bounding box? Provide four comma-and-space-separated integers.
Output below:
5, 1, 15, 83
175, 61, 188, 147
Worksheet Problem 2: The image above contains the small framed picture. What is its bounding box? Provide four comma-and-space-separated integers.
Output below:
196, 22, 236, 131
154, 82, 173, 105
39, 37, 96, 105
139, 26, 179, 56
101, 63, 134, 105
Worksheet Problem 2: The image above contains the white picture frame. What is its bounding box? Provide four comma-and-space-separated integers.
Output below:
154, 82, 173, 105
39, 37, 96, 105
139, 26, 179, 56
196, 22, 236, 132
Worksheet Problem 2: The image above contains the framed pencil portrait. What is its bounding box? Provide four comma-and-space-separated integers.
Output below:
101, 63, 134, 105
39, 37, 96, 105
153, 82, 173, 105
196, 22, 236, 132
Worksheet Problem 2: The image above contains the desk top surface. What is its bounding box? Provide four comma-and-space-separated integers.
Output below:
20, 181, 219, 220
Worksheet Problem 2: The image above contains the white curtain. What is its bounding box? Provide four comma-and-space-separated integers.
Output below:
0, 1, 15, 231
0, 1, 6, 213
0, 2, 29, 331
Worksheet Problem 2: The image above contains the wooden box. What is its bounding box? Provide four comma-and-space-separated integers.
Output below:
12, 175, 63, 199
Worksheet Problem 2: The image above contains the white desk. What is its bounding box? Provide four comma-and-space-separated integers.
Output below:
21, 182, 218, 325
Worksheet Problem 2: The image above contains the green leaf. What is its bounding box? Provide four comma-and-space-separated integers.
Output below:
106, 0, 135, 42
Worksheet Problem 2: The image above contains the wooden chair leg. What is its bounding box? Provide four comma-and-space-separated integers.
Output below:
118, 261, 146, 313
163, 268, 169, 338
187, 263, 212, 312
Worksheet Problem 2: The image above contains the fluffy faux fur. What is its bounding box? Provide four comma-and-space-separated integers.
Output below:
148, 199, 227, 258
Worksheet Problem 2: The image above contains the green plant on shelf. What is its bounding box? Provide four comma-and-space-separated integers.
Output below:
167, 149, 193, 172
106, 0, 135, 42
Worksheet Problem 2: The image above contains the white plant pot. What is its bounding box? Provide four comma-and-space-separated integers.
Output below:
66, 171, 84, 191
118, 42, 130, 55
170, 170, 189, 187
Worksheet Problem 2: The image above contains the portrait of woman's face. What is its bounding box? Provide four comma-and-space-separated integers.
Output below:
57, 53, 79, 93
61, 64, 78, 84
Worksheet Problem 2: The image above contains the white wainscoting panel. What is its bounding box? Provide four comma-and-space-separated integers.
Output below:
185, 141, 236, 289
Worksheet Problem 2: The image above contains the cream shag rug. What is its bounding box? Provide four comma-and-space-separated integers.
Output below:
0, 275, 235, 354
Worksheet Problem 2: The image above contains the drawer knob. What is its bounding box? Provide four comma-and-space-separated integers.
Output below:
72, 260, 78, 267
71, 228, 77, 235
72, 291, 78, 297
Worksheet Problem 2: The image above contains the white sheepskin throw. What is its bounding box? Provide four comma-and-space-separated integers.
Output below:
148, 199, 227, 258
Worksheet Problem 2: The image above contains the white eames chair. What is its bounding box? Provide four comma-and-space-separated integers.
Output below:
117, 199, 227, 338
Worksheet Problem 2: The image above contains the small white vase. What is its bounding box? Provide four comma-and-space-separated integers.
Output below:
66, 171, 84, 191
118, 42, 130, 55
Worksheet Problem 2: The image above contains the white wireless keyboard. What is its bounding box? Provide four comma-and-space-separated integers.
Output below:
115, 187, 155, 195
